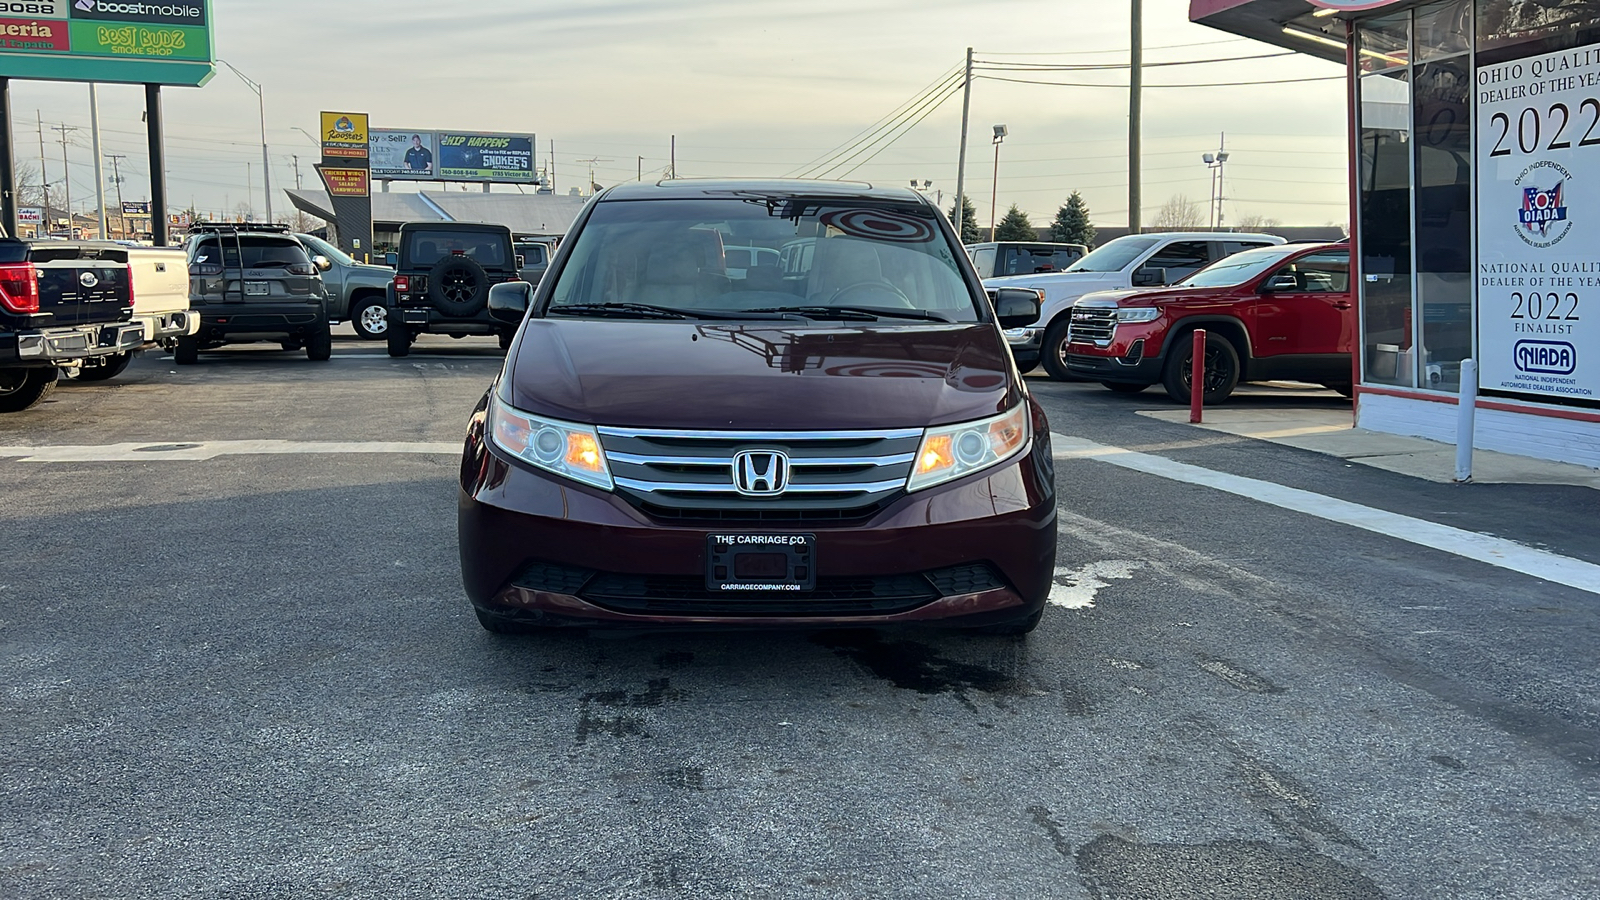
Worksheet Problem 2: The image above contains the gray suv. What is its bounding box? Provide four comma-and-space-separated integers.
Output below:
177, 223, 333, 364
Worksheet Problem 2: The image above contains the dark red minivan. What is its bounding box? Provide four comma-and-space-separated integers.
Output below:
457, 179, 1057, 635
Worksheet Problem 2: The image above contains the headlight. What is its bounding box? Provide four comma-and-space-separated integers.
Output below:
1116, 307, 1161, 323
488, 395, 613, 491
907, 403, 1030, 492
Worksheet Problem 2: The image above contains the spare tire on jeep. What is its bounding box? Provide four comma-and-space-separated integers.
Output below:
429, 256, 490, 317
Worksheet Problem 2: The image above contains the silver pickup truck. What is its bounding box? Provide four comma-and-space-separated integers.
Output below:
296, 233, 395, 340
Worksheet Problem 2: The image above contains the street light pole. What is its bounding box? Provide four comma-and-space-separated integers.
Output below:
1202, 132, 1229, 230
221, 60, 272, 222
989, 125, 1007, 242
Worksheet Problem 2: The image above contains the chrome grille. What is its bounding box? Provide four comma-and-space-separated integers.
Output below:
1067, 306, 1117, 347
598, 426, 920, 516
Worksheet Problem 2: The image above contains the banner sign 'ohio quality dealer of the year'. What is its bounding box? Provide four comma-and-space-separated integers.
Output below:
0, 0, 213, 87
1476, 42, 1600, 405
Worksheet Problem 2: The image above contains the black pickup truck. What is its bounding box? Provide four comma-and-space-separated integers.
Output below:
0, 238, 143, 413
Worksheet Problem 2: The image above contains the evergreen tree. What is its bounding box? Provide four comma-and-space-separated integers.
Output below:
1050, 191, 1096, 246
993, 204, 1035, 242
948, 195, 981, 243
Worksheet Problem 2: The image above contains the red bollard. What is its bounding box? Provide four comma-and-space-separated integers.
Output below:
1189, 329, 1207, 424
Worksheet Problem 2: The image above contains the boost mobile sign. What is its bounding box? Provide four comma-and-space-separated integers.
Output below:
1475, 43, 1600, 405
0, 0, 213, 86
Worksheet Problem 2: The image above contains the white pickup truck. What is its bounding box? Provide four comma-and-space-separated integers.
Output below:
76, 244, 196, 382
983, 231, 1283, 378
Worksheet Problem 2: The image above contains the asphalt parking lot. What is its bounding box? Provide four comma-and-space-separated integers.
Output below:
3, 339, 1597, 899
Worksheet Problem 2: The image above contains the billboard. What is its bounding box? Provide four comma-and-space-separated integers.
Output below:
370, 129, 435, 179
0, 0, 213, 87
321, 111, 369, 160
317, 165, 370, 198
121, 201, 149, 215
437, 132, 535, 182
18, 207, 42, 224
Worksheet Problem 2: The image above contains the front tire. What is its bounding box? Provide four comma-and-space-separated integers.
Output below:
1039, 318, 1075, 381
1162, 331, 1241, 406
386, 323, 412, 358
351, 297, 389, 340
75, 352, 133, 382
0, 367, 58, 413
173, 335, 199, 365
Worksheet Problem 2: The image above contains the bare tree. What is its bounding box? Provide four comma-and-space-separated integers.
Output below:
1232, 213, 1281, 231
13, 161, 46, 208
1153, 194, 1206, 230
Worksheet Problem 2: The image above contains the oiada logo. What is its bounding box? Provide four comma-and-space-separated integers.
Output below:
1513, 160, 1574, 248
1514, 340, 1577, 375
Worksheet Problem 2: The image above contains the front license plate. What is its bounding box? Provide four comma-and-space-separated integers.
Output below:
706, 533, 816, 592
244, 281, 269, 296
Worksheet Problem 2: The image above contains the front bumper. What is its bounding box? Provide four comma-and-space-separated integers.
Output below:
0, 321, 145, 365
458, 407, 1058, 629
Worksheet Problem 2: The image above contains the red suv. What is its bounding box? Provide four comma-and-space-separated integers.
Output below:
457, 180, 1057, 635
1064, 243, 1353, 403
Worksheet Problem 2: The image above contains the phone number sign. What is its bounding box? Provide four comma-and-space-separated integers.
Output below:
1476, 42, 1600, 405
0, 0, 213, 86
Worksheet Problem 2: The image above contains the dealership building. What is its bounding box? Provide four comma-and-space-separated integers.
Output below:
1192, 0, 1600, 468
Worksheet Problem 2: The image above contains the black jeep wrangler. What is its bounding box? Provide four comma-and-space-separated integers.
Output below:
178, 222, 334, 363
386, 222, 521, 357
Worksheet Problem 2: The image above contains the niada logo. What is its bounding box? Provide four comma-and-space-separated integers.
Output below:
1513, 160, 1574, 248
1514, 340, 1577, 375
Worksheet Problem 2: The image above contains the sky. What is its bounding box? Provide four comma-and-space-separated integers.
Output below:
11, 0, 1351, 228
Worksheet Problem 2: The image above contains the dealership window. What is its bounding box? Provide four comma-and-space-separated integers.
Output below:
1357, 13, 1413, 386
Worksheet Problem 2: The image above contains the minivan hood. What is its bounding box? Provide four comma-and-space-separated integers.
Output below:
506, 320, 1017, 430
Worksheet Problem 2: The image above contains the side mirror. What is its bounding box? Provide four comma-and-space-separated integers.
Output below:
487, 280, 533, 325
312, 255, 332, 272
993, 287, 1041, 329
1263, 274, 1299, 292
385, 252, 398, 267
1131, 266, 1167, 287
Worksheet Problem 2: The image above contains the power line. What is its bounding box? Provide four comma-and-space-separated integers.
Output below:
789, 64, 963, 179
975, 74, 1343, 88
832, 79, 965, 179
970, 51, 1299, 71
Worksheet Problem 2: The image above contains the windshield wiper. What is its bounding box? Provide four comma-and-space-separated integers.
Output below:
548, 303, 700, 320
748, 305, 951, 323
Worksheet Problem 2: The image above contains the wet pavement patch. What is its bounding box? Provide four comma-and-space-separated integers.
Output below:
1027, 805, 1073, 859
1075, 834, 1387, 900
812, 631, 1026, 705
575, 678, 687, 744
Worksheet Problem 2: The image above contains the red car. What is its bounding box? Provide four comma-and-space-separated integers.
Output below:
457, 179, 1057, 635
1063, 243, 1353, 403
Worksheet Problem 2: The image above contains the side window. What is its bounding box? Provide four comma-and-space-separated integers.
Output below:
1222, 240, 1274, 256
1272, 252, 1350, 293
972, 247, 996, 278
1143, 241, 1211, 281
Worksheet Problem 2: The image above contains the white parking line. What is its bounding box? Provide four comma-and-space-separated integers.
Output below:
0, 440, 459, 462
1051, 432, 1600, 597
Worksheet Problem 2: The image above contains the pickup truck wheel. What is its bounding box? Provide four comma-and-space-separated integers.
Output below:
306, 327, 333, 361
1100, 381, 1149, 394
386, 325, 412, 358
0, 367, 58, 413
351, 297, 389, 340
173, 336, 199, 365
1162, 331, 1241, 406
966, 608, 1043, 636
1039, 319, 1076, 381
75, 352, 133, 382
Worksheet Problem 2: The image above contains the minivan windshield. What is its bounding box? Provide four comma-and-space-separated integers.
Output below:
545, 198, 979, 322
1064, 236, 1158, 273
1177, 246, 1298, 288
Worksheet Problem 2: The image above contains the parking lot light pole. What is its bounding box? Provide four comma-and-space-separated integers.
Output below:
989, 125, 1006, 242
220, 60, 272, 223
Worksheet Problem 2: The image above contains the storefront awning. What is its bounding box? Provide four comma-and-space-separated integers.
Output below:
1188, 0, 1365, 64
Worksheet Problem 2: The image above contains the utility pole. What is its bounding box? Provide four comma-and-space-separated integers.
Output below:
1129, 0, 1143, 234
549, 139, 556, 193
637, 155, 643, 181
50, 122, 76, 236
291, 153, 301, 189
90, 84, 107, 240
669, 135, 676, 179
576, 157, 611, 195
954, 47, 972, 235
35, 111, 49, 232
245, 162, 252, 220
107, 153, 127, 239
